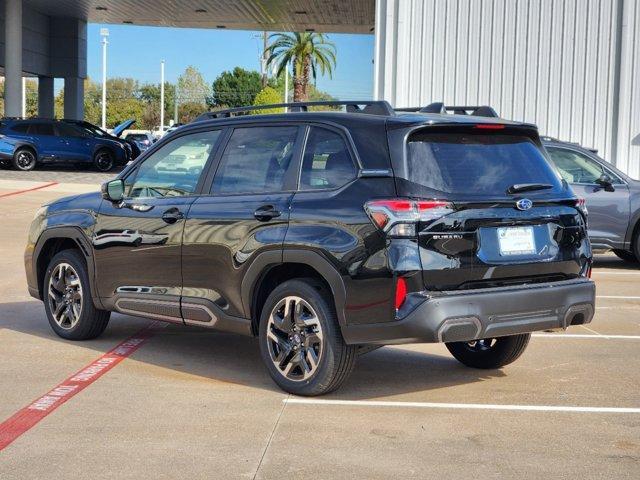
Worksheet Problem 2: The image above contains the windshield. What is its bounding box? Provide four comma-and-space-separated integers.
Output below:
405, 132, 564, 197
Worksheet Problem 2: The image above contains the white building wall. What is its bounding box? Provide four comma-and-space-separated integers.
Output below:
374, 0, 640, 178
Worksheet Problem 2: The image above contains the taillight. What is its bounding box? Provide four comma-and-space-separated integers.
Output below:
474, 124, 505, 130
364, 198, 453, 236
395, 277, 407, 310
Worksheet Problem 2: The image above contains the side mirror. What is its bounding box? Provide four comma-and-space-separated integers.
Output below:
595, 173, 615, 192
101, 179, 124, 202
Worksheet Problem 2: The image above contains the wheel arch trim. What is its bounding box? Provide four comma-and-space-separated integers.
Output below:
32, 226, 104, 309
241, 249, 348, 329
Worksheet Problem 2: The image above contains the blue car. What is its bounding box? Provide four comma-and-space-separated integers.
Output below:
0, 118, 131, 172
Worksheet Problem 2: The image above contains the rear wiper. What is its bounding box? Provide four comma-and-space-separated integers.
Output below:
507, 183, 554, 194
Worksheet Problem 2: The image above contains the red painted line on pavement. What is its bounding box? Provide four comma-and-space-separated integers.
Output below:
0, 321, 165, 451
0, 181, 58, 198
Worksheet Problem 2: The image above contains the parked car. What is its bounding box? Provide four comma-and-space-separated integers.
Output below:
123, 131, 155, 152
64, 118, 141, 162
0, 118, 131, 171
25, 101, 595, 396
543, 137, 640, 263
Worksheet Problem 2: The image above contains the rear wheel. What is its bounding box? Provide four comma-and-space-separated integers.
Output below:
12, 147, 37, 171
446, 334, 531, 369
44, 249, 110, 340
259, 279, 357, 396
93, 149, 114, 172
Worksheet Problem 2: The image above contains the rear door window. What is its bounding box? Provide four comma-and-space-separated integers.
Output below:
405, 132, 564, 197
300, 127, 356, 190
212, 126, 298, 194
29, 123, 55, 136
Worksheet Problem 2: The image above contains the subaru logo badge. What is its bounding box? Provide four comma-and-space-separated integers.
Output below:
516, 199, 533, 211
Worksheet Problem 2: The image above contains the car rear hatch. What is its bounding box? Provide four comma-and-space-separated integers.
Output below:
387, 122, 590, 291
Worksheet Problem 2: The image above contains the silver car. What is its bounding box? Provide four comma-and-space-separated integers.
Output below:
543, 137, 640, 264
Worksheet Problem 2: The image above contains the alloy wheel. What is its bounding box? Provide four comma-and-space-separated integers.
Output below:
95, 151, 113, 171
464, 338, 496, 352
15, 150, 35, 170
47, 262, 83, 330
266, 296, 324, 382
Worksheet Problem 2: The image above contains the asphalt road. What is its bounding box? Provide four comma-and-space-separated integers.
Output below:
0, 179, 639, 479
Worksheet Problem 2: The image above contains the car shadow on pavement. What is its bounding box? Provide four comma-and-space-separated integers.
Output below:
0, 300, 502, 400
592, 254, 639, 271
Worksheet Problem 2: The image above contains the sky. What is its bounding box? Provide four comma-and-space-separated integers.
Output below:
86, 24, 375, 100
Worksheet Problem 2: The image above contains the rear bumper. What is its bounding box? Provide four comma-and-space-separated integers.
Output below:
342, 278, 595, 345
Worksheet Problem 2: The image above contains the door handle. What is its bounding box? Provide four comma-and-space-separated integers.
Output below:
162, 207, 184, 224
254, 205, 281, 221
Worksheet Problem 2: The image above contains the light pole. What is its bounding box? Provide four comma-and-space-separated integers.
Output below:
160, 60, 165, 133
100, 28, 109, 130
284, 61, 289, 112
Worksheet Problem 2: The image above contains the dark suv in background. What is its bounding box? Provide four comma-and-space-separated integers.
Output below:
0, 118, 131, 171
543, 137, 640, 264
25, 101, 595, 395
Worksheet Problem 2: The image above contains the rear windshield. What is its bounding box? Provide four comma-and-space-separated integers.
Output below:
405, 132, 564, 197
127, 134, 148, 141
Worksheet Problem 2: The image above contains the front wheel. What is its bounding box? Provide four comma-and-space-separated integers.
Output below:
13, 147, 37, 171
44, 249, 110, 340
446, 334, 531, 369
259, 279, 357, 396
93, 149, 114, 172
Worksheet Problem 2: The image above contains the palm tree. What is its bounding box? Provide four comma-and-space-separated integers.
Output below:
265, 32, 337, 102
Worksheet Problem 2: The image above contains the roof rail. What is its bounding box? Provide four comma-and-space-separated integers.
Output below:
395, 103, 500, 118
194, 100, 396, 122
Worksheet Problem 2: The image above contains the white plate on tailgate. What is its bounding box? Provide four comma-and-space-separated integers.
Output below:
497, 226, 536, 256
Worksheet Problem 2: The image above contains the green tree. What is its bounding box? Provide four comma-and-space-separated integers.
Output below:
139, 82, 176, 128
265, 32, 337, 102
210, 67, 262, 108
251, 86, 284, 114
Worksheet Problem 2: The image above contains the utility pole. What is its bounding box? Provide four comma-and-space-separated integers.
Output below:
160, 60, 165, 132
261, 31, 268, 87
284, 61, 289, 112
174, 84, 179, 124
100, 28, 109, 130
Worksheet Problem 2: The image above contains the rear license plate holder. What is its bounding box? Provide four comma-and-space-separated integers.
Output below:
497, 226, 536, 256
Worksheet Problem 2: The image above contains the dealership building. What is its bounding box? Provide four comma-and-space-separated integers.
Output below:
1, 0, 639, 176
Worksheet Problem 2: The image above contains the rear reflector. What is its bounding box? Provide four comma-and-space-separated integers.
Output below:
395, 277, 407, 310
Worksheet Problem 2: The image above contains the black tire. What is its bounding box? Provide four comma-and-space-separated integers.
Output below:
93, 148, 114, 172
446, 333, 531, 369
258, 278, 357, 396
43, 249, 110, 340
12, 147, 37, 171
613, 249, 638, 263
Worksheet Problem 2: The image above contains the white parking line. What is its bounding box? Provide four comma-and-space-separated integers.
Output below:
283, 398, 640, 414
597, 295, 640, 300
593, 271, 640, 276
532, 333, 640, 340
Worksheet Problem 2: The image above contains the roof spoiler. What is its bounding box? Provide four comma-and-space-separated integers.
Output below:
194, 100, 396, 121
395, 103, 499, 118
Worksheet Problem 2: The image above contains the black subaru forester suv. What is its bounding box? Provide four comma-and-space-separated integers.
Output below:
25, 101, 595, 396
